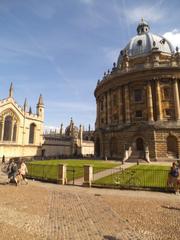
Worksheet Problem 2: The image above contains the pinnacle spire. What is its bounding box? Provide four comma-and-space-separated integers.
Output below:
29, 106, 32, 114
37, 94, 44, 105
9, 82, 14, 98
24, 98, 28, 112
60, 123, 63, 135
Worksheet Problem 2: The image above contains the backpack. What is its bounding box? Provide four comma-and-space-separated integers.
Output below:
11, 163, 17, 173
171, 167, 179, 177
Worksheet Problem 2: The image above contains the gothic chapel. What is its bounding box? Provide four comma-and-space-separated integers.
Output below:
0, 83, 44, 158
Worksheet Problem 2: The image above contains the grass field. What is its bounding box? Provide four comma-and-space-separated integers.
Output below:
93, 164, 171, 189
27, 159, 121, 182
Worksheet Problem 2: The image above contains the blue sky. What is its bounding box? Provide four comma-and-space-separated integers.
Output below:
0, 0, 180, 131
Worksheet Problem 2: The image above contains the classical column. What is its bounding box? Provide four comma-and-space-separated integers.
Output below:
107, 90, 111, 124
104, 93, 107, 124
118, 87, 123, 123
1, 120, 4, 141
96, 99, 100, 128
147, 81, 154, 121
0, 120, 3, 141
124, 85, 130, 123
156, 79, 163, 121
173, 78, 180, 120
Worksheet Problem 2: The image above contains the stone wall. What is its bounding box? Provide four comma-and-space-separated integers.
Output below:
0, 144, 42, 159
42, 137, 71, 157
81, 141, 94, 156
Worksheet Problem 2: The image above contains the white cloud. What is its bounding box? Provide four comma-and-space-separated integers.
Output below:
163, 29, 180, 48
44, 125, 60, 132
124, 7, 164, 23
115, 2, 166, 24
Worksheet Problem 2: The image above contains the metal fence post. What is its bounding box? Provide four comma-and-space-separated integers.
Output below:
58, 164, 67, 185
83, 165, 93, 187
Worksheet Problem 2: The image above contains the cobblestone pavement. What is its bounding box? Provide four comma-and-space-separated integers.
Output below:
0, 181, 180, 240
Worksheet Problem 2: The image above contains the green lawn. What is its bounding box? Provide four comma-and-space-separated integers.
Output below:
93, 164, 171, 189
26, 159, 121, 182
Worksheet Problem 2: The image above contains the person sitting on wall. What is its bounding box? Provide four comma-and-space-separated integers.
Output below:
175, 161, 180, 195
167, 162, 179, 192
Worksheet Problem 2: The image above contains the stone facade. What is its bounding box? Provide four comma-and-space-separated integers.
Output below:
94, 20, 180, 161
42, 118, 94, 158
0, 85, 94, 159
0, 83, 44, 159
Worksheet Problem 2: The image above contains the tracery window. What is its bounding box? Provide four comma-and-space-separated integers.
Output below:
3, 115, 12, 141
29, 123, 36, 144
0, 111, 19, 142
12, 123, 17, 142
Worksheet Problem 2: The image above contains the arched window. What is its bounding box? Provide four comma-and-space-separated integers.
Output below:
167, 135, 178, 158
90, 136, 94, 141
3, 115, 12, 141
136, 138, 144, 151
110, 137, 118, 157
29, 123, 36, 144
12, 123, 17, 142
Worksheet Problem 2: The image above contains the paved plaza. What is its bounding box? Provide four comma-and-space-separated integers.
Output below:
0, 181, 180, 240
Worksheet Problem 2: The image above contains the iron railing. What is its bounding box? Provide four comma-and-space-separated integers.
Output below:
26, 163, 172, 191
92, 167, 171, 190
26, 163, 58, 182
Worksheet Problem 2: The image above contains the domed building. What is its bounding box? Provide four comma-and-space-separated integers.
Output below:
94, 19, 180, 161
43, 118, 94, 158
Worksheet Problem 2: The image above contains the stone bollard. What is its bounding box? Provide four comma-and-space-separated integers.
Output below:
58, 164, 67, 185
83, 165, 93, 187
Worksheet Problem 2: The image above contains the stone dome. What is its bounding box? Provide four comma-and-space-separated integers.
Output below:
65, 118, 79, 137
117, 19, 174, 65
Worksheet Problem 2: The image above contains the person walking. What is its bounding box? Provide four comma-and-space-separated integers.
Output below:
2, 155, 5, 164
19, 159, 28, 184
7, 159, 18, 185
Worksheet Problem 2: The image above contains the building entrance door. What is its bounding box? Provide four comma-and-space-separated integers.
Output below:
135, 137, 145, 159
